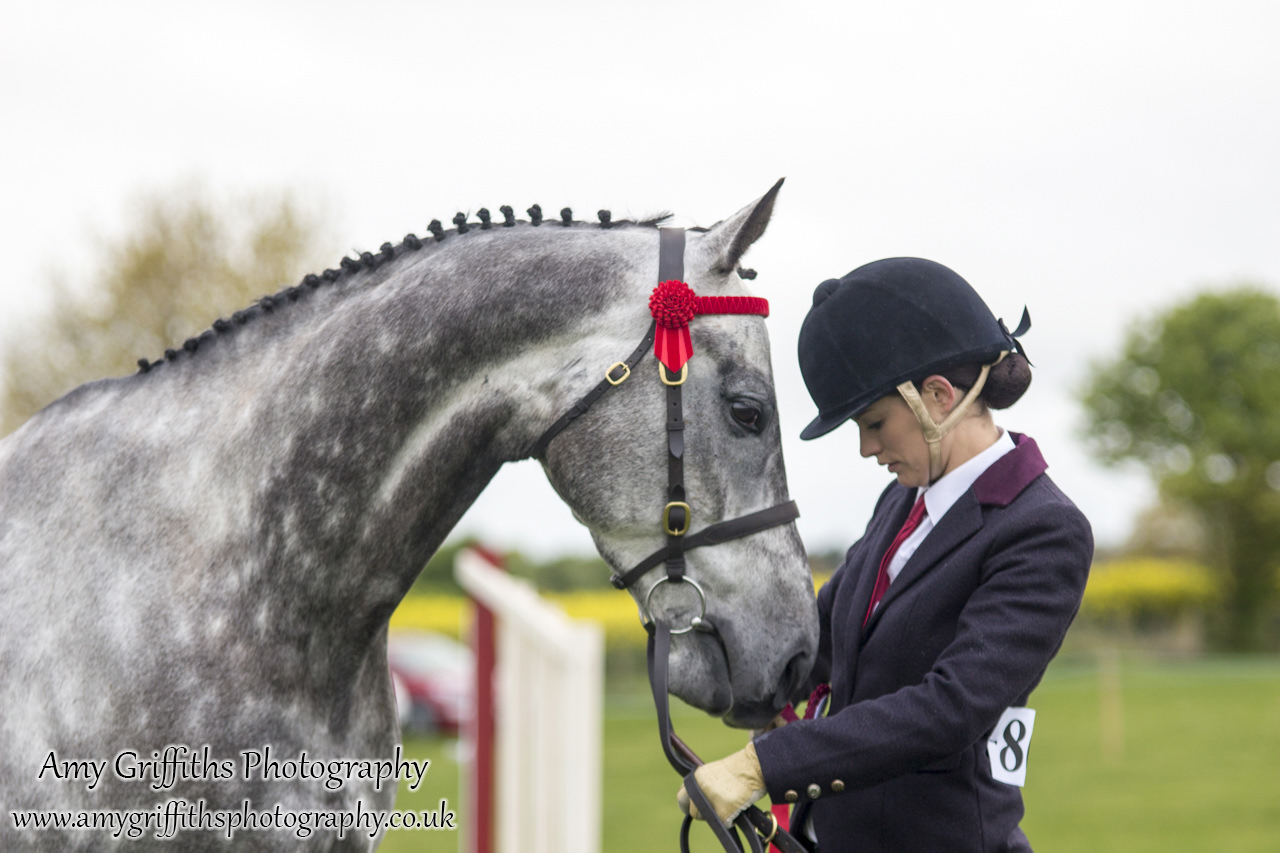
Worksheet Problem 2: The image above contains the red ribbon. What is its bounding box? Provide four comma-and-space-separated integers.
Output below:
648, 280, 770, 373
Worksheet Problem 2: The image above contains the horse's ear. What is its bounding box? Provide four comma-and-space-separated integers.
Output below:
701, 178, 784, 275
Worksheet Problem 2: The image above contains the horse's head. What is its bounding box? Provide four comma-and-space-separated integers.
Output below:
538, 183, 818, 727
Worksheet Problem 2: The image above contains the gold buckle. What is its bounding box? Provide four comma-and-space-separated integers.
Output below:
663, 501, 691, 536
756, 811, 779, 845
659, 363, 688, 386
605, 362, 630, 385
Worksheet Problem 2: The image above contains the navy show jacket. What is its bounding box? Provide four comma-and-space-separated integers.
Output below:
754, 433, 1093, 852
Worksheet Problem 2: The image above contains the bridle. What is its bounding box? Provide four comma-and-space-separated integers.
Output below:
527, 228, 808, 853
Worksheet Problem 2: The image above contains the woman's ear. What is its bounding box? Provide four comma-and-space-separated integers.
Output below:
920, 375, 959, 417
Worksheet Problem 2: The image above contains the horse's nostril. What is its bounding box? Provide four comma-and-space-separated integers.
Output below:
780, 650, 813, 705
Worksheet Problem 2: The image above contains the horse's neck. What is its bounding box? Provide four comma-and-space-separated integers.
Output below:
150, 233, 642, 638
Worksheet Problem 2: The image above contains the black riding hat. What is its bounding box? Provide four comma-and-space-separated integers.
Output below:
798, 257, 1023, 440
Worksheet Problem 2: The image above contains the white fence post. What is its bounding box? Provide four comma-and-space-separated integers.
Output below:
455, 548, 604, 853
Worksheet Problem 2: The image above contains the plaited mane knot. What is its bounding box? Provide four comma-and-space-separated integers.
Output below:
132, 201, 670, 375
649, 280, 697, 329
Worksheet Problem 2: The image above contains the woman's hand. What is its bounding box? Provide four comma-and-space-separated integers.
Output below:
676, 742, 766, 823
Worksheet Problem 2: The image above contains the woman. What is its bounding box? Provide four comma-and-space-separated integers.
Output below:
679, 257, 1093, 852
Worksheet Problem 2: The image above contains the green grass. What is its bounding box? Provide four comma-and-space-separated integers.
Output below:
378, 655, 1280, 852
378, 735, 462, 852
1021, 656, 1280, 852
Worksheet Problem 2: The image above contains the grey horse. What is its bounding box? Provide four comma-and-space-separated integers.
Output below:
0, 185, 818, 850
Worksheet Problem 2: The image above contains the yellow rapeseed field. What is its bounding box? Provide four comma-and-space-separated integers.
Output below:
389, 575, 834, 648
1082, 557, 1218, 620
389, 589, 649, 649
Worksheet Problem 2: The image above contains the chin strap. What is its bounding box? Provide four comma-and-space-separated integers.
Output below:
895, 351, 1006, 482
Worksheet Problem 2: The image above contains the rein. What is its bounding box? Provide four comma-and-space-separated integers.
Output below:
527, 228, 806, 853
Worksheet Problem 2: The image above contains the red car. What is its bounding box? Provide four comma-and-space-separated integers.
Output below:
387, 632, 473, 736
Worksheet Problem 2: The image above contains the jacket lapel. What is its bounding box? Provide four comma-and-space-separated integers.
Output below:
863, 494, 984, 635
861, 433, 1048, 637
845, 487, 915, 660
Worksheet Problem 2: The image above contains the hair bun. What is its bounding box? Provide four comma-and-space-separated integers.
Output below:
982, 353, 1032, 409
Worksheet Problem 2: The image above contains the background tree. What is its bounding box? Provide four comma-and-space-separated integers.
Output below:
0, 186, 333, 436
1081, 288, 1280, 650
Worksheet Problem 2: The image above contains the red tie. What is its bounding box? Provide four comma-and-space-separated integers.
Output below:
863, 496, 927, 627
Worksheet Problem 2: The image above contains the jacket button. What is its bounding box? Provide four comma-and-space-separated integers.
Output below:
807, 783, 821, 799
831, 780, 845, 793
784, 790, 798, 803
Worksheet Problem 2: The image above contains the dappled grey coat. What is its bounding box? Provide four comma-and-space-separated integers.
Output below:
754, 434, 1092, 853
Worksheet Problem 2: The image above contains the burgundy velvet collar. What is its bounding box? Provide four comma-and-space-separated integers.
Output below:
971, 432, 1047, 507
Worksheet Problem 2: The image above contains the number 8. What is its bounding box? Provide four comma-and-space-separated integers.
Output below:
1000, 719, 1027, 772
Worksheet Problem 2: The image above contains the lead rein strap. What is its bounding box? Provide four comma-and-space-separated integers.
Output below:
650, 619, 808, 853
650, 620, 760, 853
648, 619, 693, 774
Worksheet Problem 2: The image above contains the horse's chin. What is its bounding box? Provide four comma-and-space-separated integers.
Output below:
724, 647, 814, 728
667, 623, 805, 729
721, 702, 783, 730
666, 639, 789, 729
670, 684, 781, 730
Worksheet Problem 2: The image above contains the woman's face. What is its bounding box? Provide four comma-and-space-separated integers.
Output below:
853, 395, 931, 488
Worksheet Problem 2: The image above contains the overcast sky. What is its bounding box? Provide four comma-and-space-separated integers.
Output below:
4, 1, 1279, 559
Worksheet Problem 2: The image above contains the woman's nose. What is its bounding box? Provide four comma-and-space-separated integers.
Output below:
858, 429, 877, 458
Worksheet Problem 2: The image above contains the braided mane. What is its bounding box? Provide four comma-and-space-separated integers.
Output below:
134, 207, 676, 374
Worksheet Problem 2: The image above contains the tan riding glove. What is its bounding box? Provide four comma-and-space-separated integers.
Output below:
676, 742, 766, 824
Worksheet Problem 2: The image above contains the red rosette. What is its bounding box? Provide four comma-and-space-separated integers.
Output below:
650, 280, 697, 328
650, 280, 697, 372
646, 282, 769, 373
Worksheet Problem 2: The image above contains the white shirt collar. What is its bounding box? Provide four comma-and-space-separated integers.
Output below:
916, 429, 1016, 524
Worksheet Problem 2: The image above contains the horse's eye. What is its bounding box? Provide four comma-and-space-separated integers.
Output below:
731, 402, 762, 430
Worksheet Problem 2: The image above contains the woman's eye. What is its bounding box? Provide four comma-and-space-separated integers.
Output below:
731, 402, 762, 430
